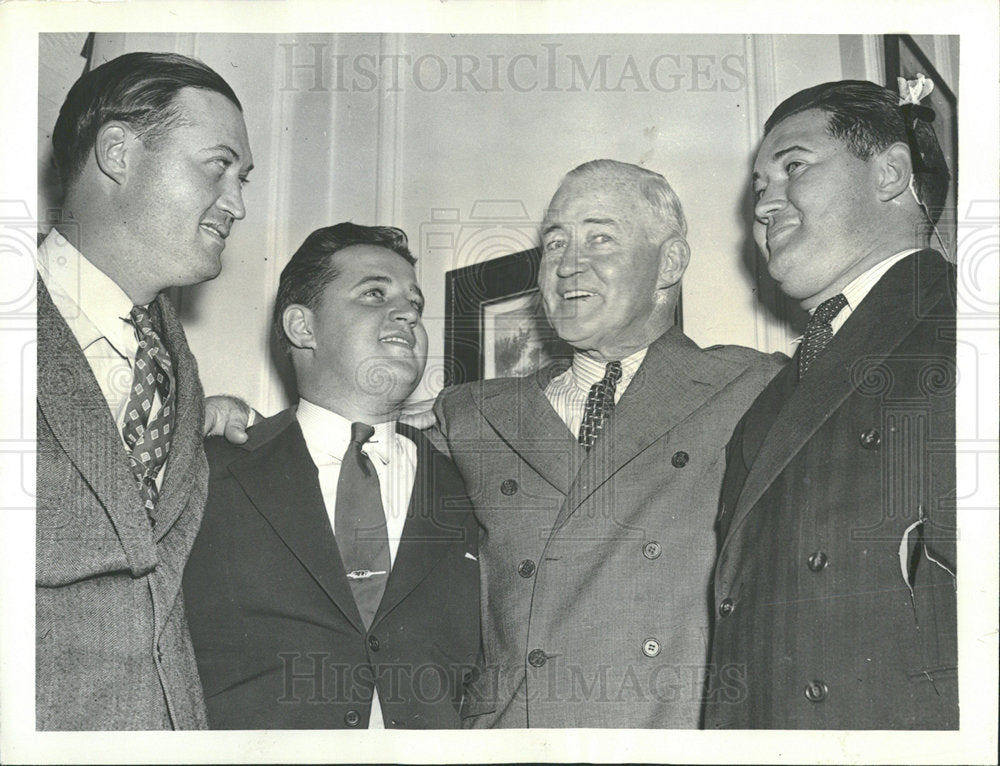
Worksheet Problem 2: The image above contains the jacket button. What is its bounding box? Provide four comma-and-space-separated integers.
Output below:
500, 479, 518, 495
641, 638, 661, 657
719, 598, 734, 617
344, 709, 361, 726
806, 551, 828, 571
804, 680, 829, 702
517, 559, 536, 578
671, 451, 689, 468
368, 635, 380, 652
642, 541, 662, 559
527, 649, 547, 667
859, 428, 881, 450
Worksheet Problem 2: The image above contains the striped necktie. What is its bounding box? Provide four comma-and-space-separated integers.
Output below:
578, 361, 623, 449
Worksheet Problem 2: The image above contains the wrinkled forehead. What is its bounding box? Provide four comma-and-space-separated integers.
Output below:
542, 176, 647, 228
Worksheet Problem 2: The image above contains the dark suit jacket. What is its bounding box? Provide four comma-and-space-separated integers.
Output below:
705, 251, 958, 729
36, 278, 209, 730
435, 327, 785, 728
183, 409, 481, 729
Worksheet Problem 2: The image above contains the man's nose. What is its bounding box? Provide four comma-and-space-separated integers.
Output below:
554, 240, 584, 277
390, 300, 419, 326
753, 184, 785, 226
218, 179, 247, 221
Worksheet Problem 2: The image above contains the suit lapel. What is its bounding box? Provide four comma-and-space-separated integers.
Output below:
555, 327, 756, 532
723, 251, 954, 545
229, 414, 364, 632
477, 369, 584, 495
36, 277, 159, 576
374, 426, 471, 623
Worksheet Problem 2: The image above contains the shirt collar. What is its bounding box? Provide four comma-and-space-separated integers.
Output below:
37, 228, 138, 358
296, 398, 395, 465
568, 347, 647, 393
838, 248, 920, 313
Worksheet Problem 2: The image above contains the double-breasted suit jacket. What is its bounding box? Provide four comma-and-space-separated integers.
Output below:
182, 410, 481, 729
435, 327, 784, 728
36, 278, 209, 730
705, 251, 958, 729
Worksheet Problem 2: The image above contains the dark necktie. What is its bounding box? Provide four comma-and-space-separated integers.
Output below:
578, 361, 623, 449
122, 305, 175, 519
798, 293, 848, 379
334, 422, 391, 629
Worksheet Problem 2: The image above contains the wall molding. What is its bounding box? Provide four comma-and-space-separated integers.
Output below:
374, 33, 404, 226
262, 41, 297, 412
862, 35, 886, 85
743, 34, 794, 355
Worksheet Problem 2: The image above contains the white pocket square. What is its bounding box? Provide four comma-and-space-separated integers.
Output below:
464, 552, 478, 561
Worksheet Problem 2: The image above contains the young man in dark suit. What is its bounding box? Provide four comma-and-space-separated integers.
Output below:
36, 52, 253, 730
183, 223, 480, 729
705, 79, 957, 729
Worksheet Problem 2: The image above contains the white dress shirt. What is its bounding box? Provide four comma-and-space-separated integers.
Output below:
295, 398, 418, 728
544, 348, 647, 436
37, 230, 165, 489
792, 249, 922, 351
828, 249, 921, 335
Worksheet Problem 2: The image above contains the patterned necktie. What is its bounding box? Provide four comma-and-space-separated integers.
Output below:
578, 361, 623, 449
122, 305, 175, 520
798, 293, 848, 379
334, 422, 391, 629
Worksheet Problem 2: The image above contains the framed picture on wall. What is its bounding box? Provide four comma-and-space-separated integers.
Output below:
444, 247, 682, 385
884, 34, 958, 257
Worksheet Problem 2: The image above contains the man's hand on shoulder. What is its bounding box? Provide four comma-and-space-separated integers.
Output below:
203, 395, 259, 444
399, 397, 436, 430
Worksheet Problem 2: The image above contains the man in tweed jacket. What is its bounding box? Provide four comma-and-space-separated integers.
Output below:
36, 51, 253, 730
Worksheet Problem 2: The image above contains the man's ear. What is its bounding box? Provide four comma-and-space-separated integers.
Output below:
876, 141, 914, 202
282, 305, 317, 350
657, 236, 690, 289
94, 122, 132, 185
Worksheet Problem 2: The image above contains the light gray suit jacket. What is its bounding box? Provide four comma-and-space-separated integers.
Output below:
436, 327, 785, 727
36, 277, 209, 730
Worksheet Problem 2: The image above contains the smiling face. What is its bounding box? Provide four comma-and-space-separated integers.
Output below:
752, 108, 888, 310
538, 176, 676, 362
120, 87, 253, 297
302, 244, 427, 416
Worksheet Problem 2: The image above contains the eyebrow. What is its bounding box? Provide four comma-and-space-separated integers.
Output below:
752, 144, 813, 183
541, 217, 619, 236
353, 274, 425, 302
209, 143, 254, 173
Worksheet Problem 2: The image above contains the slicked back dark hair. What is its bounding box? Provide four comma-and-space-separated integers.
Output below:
52, 51, 242, 188
273, 222, 416, 354
764, 79, 949, 221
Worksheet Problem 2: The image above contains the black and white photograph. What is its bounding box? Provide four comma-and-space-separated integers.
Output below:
1, 1, 997, 764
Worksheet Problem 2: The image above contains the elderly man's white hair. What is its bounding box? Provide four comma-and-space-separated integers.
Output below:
561, 159, 688, 243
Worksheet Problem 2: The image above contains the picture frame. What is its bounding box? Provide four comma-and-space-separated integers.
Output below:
444, 247, 682, 385
884, 34, 958, 256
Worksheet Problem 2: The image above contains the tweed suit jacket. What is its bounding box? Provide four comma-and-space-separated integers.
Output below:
182, 410, 481, 729
435, 327, 785, 728
36, 277, 209, 730
705, 251, 957, 729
